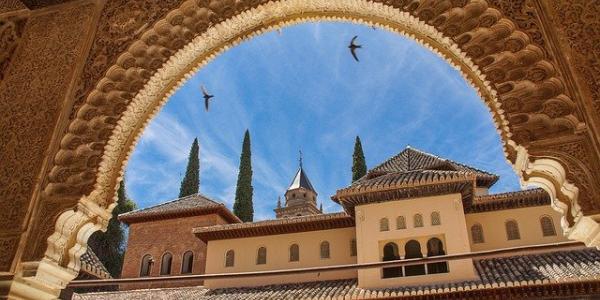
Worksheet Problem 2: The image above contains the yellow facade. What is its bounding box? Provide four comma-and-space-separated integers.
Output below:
204, 193, 568, 289
204, 227, 357, 288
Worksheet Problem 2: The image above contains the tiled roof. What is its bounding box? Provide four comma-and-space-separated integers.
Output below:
119, 194, 241, 224
332, 170, 476, 215
80, 248, 111, 279
287, 166, 316, 193
73, 247, 600, 299
467, 188, 550, 213
194, 212, 354, 241
367, 147, 498, 187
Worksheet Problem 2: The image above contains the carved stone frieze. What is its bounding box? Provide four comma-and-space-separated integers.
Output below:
69, 0, 187, 121
0, 1, 98, 270
550, 0, 600, 116
529, 137, 600, 214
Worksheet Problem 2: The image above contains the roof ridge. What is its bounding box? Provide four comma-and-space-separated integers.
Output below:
120, 193, 222, 217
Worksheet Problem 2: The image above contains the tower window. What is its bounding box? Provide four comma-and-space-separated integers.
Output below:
181, 251, 194, 274
225, 250, 235, 267
414, 214, 424, 228
540, 216, 557, 236
471, 224, 484, 244
140, 255, 153, 277
320, 241, 330, 259
505, 220, 521, 240
160, 252, 172, 275
396, 216, 406, 229
380, 218, 390, 231
290, 244, 300, 262
256, 247, 267, 265
431, 211, 441, 226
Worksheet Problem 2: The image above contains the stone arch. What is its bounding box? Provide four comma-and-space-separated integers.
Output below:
14, 0, 593, 298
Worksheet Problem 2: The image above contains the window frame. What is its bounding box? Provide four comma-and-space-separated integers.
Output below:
320, 241, 331, 259
505, 219, 521, 240
224, 249, 235, 268
540, 215, 557, 237
470, 223, 485, 244
181, 251, 194, 274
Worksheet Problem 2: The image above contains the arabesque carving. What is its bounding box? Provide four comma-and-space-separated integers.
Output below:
550, 0, 600, 116
0, 1, 97, 271
2, 0, 598, 299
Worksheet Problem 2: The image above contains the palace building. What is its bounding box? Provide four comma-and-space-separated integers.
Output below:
75, 147, 600, 299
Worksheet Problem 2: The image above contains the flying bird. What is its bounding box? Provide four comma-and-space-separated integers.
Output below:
201, 85, 214, 111
348, 35, 361, 62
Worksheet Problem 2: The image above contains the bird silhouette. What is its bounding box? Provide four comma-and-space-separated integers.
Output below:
201, 85, 214, 111
348, 35, 361, 62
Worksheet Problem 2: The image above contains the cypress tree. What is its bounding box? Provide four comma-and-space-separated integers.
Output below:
352, 136, 367, 182
179, 138, 200, 198
233, 130, 254, 222
87, 179, 136, 277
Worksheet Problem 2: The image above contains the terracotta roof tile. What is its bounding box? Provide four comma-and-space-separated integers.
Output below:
366, 147, 498, 187
119, 193, 241, 224
194, 212, 354, 241
332, 170, 476, 215
467, 188, 550, 213
73, 248, 600, 299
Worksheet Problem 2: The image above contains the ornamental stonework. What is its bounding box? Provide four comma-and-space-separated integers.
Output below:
1, 0, 598, 278
0, 1, 98, 269
551, 0, 600, 116
0, 16, 27, 82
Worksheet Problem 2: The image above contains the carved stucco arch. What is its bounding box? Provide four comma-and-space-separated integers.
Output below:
11, 0, 593, 298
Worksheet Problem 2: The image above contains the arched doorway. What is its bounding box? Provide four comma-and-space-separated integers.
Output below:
404, 240, 425, 276
382, 242, 402, 278
6, 0, 598, 298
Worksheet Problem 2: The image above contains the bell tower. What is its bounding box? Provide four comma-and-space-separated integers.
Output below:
274, 152, 321, 218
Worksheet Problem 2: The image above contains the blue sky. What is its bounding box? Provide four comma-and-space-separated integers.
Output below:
125, 22, 521, 220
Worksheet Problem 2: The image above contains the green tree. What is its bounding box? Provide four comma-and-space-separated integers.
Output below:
233, 130, 254, 222
352, 136, 367, 182
87, 180, 136, 278
179, 138, 200, 198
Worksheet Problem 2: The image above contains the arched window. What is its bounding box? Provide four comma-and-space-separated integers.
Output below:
350, 239, 357, 257
540, 216, 557, 236
382, 242, 402, 278
160, 252, 172, 275
396, 216, 406, 229
320, 241, 330, 259
140, 254, 153, 277
431, 212, 441, 226
256, 247, 267, 265
471, 224, 485, 244
380, 218, 390, 231
414, 214, 424, 228
404, 240, 425, 276
426, 238, 448, 274
181, 251, 194, 274
289, 244, 300, 262
505, 220, 521, 240
225, 250, 235, 267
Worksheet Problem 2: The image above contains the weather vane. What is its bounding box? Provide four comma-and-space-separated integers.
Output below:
299, 149, 303, 168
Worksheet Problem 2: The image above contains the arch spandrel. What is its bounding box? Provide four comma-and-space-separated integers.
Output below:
8, 0, 600, 298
